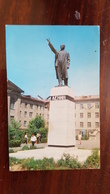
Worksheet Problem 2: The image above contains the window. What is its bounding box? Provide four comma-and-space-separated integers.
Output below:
24, 121, 27, 127
10, 116, 14, 120
10, 97, 15, 109
87, 122, 91, 127
95, 112, 99, 118
87, 112, 91, 118
95, 122, 99, 128
20, 111, 22, 116
30, 104, 33, 109
20, 100, 22, 107
80, 122, 83, 128
95, 102, 99, 109
24, 111, 27, 117
25, 103, 27, 108
36, 105, 38, 110
29, 112, 33, 118
80, 104, 83, 109
80, 113, 83, 118
36, 113, 38, 116
88, 103, 91, 109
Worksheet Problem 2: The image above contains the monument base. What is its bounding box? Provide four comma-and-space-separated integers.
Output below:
48, 86, 76, 147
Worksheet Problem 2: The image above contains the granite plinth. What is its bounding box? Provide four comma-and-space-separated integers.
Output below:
48, 86, 76, 147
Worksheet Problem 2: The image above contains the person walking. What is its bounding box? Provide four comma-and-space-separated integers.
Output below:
31, 133, 37, 146
78, 131, 82, 145
24, 132, 28, 144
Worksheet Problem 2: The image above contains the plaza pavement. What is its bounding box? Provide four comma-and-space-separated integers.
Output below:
9, 133, 100, 163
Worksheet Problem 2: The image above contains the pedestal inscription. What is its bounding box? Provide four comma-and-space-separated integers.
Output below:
48, 86, 76, 147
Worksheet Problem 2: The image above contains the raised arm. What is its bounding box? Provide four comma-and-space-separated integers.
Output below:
46, 39, 57, 54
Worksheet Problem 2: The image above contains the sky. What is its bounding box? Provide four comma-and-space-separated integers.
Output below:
6, 25, 100, 99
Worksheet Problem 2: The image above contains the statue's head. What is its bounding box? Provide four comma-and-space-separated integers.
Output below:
60, 44, 65, 50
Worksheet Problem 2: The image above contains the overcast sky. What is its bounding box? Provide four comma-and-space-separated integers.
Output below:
6, 25, 100, 99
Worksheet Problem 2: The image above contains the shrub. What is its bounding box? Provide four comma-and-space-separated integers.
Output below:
81, 134, 89, 140
40, 138, 47, 143
9, 157, 22, 166
9, 149, 14, 153
9, 140, 21, 147
22, 145, 29, 151
83, 148, 100, 169
57, 154, 82, 169
28, 116, 45, 134
30, 145, 37, 150
22, 157, 55, 170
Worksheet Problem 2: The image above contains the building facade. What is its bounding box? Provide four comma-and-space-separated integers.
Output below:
7, 80, 49, 129
75, 95, 100, 136
7, 80, 100, 135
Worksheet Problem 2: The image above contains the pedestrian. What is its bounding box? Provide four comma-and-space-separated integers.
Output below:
37, 132, 41, 144
78, 131, 82, 145
31, 133, 37, 146
24, 132, 28, 144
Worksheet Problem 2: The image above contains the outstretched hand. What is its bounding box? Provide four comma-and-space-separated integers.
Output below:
46, 38, 50, 43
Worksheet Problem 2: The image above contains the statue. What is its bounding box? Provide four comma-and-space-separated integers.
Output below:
46, 39, 70, 86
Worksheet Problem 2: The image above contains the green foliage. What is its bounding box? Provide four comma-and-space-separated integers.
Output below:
8, 119, 22, 147
30, 145, 37, 150
57, 154, 82, 169
9, 149, 14, 153
38, 127, 48, 143
34, 116, 45, 128
9, 157, 22, 166
22, 145, 29, 151
28, 116, 45, 134
81, 134, 89, 140
22, 157, 55, 170
9, 149, 100, 170
27, 119, 37, 136
27, 116, 48, 143
41, 138, 47, 143
9, 140, 21, 147
83, 148, 100, 169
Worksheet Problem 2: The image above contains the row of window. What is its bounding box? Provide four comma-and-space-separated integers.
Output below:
20, 102, 44, 110
19, 120, 28, 127
20, 111, 44, 118
10, 98, 45, 110
76, 102, 99, 109
21, 119, 49, 127
79, 122, 99, 128
77, 112, 99, 118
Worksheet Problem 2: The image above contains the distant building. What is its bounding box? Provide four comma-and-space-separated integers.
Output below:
7, 80, 100, 135
74, 95, 100, 136
7, 80, 49, 129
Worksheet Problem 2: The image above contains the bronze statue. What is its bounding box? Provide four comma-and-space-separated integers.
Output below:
46, 39, 70, 86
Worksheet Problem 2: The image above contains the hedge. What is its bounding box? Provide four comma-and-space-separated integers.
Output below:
9, 140, 21, 147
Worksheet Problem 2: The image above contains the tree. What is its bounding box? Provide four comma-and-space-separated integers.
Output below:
28, 116, 48, 143
8, 119, 22, 147
28, 116, 45, 133
8, 119, 21, 140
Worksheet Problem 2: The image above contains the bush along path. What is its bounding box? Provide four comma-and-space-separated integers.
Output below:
9, 148, 100, 171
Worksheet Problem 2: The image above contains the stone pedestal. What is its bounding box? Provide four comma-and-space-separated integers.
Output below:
48, 86, 76, 147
